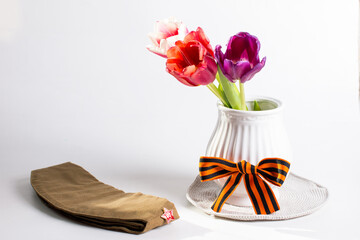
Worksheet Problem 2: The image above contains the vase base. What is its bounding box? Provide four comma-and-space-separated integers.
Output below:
225, 194, 252, 207
187, 173, 328, 221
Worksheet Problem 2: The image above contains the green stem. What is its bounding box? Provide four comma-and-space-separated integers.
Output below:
217, 83, 229, 105
216, 72, 230, 105
217, 66, 241, 109
206, 83, 230, 108
239, 82, 246, 111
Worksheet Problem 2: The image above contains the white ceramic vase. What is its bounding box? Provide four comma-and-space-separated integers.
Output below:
205, 96, 292, 207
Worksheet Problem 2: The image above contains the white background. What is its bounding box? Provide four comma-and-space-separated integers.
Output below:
0, 0, 359, 239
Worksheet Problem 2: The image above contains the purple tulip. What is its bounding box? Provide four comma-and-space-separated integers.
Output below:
215, 32, 266, 83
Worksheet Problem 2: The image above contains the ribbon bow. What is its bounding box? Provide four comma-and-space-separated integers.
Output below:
199, 157, 290, 215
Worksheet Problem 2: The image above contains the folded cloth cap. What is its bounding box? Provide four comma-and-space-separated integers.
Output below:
31, 162, 179, 234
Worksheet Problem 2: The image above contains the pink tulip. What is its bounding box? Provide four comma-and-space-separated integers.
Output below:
146, 17, 189, 58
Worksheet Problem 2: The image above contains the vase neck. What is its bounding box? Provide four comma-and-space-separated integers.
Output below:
217, 96, 284, 122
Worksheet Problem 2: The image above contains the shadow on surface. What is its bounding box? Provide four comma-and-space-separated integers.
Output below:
16, 177, 67, 221
111, 170, 196, 203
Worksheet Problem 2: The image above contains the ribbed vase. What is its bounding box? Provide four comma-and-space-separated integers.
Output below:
205, 96, 292, 207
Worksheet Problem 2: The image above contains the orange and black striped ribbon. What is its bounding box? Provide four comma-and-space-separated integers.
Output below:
199, 156, 290, 214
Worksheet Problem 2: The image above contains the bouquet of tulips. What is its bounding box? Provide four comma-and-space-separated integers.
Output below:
147, 17, 266, 111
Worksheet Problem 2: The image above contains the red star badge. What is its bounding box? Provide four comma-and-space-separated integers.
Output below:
161, 208, 175, 224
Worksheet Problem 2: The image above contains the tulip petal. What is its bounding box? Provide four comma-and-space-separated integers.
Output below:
240, 49, 249, 62
221, 58, 251, 83
178, 23, 189, 36
190, 68, 215, 85
183, 65, 197, 76
148, 32, 162, 46
146, 44, 167, 58
167, 45, 185, 63
215, 32, 265, 84
185, 42, 202, 65
165, 34, 185, 48
234, 60, 252, 80
190, 64, 217, 85
183, 31, 196, 43
147, 17, 188, 58
246, 34, 260, 64
215, 45, 232, 81
235, 33, 260, 59
167, 70, 198, 86
157, 21, 178, 37
195, 27, 214, 57
215, 45, 225, 64
222, 59, 237, 83
225, 32, 261, 65
240, 57, 266, 83
203, 54, 218, 76
166, 60, 184, 73
225, 34, 247, 62
183, 55, 217, 86
184, 27, 214, 57
166, 40, 216, 87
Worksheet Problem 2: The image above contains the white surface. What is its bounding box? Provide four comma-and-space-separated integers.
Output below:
0, 0, 359, 239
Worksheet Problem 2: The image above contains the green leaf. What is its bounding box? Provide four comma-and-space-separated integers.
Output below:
206, 83, 230, 108
253, 100, 261, 111
216, 66, 241, 110
218, 82, 223, 92
216, 82, 231, 107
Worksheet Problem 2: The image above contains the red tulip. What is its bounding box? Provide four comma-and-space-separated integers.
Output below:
166, 40, 217, 86
184, 27, 214, 57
